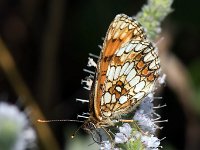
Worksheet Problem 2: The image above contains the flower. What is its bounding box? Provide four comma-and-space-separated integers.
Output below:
0, 102, 37, 150
141, 135, 161, 150
87, 57, 97, 68
133, 95, 158, 133
100, 141, 112, 150
115, 123, 132, 144
119, 123, 132, 138
139, 94, 154, 115
158, 74, 166, 85
112, 92, 165, 149
134, 111, 157, 133
115, 133, 128, 144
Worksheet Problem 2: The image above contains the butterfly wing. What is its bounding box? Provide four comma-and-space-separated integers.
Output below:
100, 39, 160, 119
102, 14, 146, 58
92, 14, 147, 121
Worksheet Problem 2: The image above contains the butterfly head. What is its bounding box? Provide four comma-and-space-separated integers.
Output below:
82, 117, 98, 134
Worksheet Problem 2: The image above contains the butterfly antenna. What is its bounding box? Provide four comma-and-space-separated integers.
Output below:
71, 125, 83, 139
37, 119, 84, 139
37, 119, 84, 123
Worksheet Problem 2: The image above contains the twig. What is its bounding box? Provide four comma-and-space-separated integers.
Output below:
0, 38, 60, 150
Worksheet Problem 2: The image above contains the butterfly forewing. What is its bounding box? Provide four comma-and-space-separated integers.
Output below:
93, 14, 147, 121
103, 14, 146, 57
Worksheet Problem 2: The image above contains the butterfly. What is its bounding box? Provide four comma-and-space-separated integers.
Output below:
38, 13, 160, 143
82, 14, 160, 135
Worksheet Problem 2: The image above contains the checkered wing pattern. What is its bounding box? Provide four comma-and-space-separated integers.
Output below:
100, 39, 160, 118
92, 14, 160, 122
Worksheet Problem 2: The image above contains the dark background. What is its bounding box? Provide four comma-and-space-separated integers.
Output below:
0, 0, 200, 150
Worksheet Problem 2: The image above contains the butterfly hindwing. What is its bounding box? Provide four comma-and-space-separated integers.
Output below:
100, 39, 160, 118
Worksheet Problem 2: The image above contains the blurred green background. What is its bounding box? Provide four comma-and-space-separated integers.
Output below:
0, 0, 200, 150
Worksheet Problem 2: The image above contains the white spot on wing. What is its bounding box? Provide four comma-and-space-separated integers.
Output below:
128, 24, 134, 29
114, 66, 121, 80
120, 22, 127, 29
144, 52, 155, 62
116, 86, 121, 92
115, 21, 123, 30
150, 58, 160, 70
143, 47, 152, 54
119, 62, 129, 76
111, 94, 116, 103
134, 81, 145, 93
133, 29, 138, 35
116, 46, 126, 56
113, 31, 120, 39
149, 60, 156, 69
126, 68, 136, 82
108, 66, 115, 81
129, 76, 140, 87
133, 92, 145, 100
104, 92, 111, 104
135, 43, 143, 52
106, 66, 111, 76
140, 43, 147, 51
119, 95, 128, 104
125, 43, 134, 53
124, 62, 134, 75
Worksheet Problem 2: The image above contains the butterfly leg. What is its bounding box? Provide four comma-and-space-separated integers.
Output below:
102, 127, 116, 149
